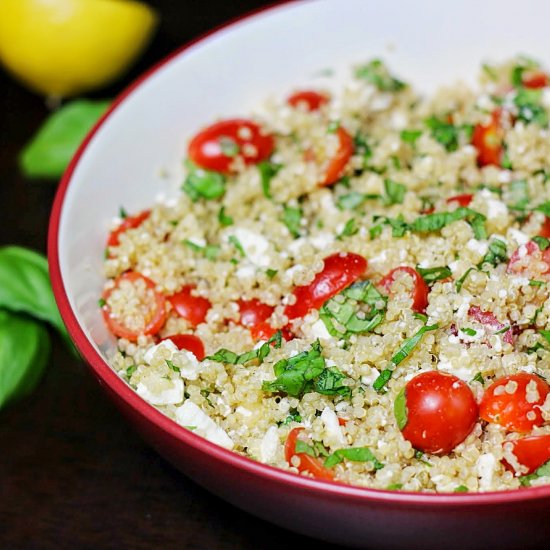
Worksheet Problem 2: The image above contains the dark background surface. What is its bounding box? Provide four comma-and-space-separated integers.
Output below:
0, 1, 339, 548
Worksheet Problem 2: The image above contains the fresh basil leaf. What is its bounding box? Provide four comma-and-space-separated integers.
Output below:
337, 192, 380, 210
384, 179, 406, 205
533, 236, 550, 251
355, 59, 406, 92
514, 88, 548, 126
19, 99, 111, 179
479, 238, 508, 268
394, 388, 408, 430
282, 408, 302, 425
471, 372, 485, 385
454, 485, 469, 493
324, 447, 384, 470
282, 206, 303, 238
218, 206, 234, 226
295, 439, 317, 457
0, 309, 50, 409
424, 116, 461, 152
534, 201, 550, 217
461, 328, 477, 336
228, 235, 246, 257
520, 458, 550, 486
314, 367, 351, 397
258, 161, 281, 199
416, 265, 452, 284
0, 246, 70, 346
337, 218, 358, 239
455, 267, 477, 292
183, 161, 226, 201
400, 129, 422, 144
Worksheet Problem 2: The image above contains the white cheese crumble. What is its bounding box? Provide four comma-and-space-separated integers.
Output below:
259, 426, 280, 463
321, 406, 347, 448
144, 339, 178, 365
175, 401, 234, 449
227, 227, 271, 267
466, 239, 489, 256
307, 319, 332, 340
507, 228, 530, 246
477, 453, 497, 490
136, 376, 184, 406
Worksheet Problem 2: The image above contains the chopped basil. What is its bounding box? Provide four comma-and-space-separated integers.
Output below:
529, 279, 546, 287
218, 206, 234, 226
258, 161, 281, 199
411, 207, 487, 239
416, 265, 452, 284
266, 268, 278, 279
353, 133, 373, 167
534, 201, 550, 217
182, 161, 226, 201
183, 240, 220, 261
507, 180, 530, 210
454, 485, 469, 493
424, 116, 472, 152
519, 459, 550, 487
282, 206, 303, 238
393, 388, 408, 430
482, 63, 498, 81
337, 191, 380, 211
119, 206, 128, 219
514, 88, 548, 126
455, 267, 477, 292
387, 483, 403, 490
539, 330, 550, 345
461, 327, 477, 337
320, 280, 387, 340
295, 439, 317, 457
324, 447, 384, 470
373, 324, 439, 392
206, 331, 282, 365
383, 179, 407, 205
400, 129, 422, 144
337, 218, 358, 239
354, 59, 406, 92
532, 236, 550, 251
125, 365, 137, 378
166, 359, 180, 373
315, 367, 352, 397
282, 408, 302, 425
478, 238, 508, 268
228, 235, 246, 257
413, 312, 428, 323
98, 298, 106, 308
327, 120, 340, 133
495, 325, 511, 335
472, 372, 485, 385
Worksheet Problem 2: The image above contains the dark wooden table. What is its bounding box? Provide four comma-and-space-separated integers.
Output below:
0, 2, 339, 548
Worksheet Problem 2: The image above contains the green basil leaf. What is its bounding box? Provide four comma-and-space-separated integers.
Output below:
337, 218, 358, 239
282, 206, 303, 238
295, 439, 317, 457
218, 206, 234, 226
258, 161, 281, 199
393, 388, 408, 430
355, 59, 406, 92
478, 238, 508, 268
416, 265, 452, 284
0, 309, 50, 409
520, 458, 550, 486
514, 88, 548, 126
534, 201, 550, 217
324, 447, 384, 470
0, 246, 69, 345
384, 179, 407, 205
533, 236, 550, 251
182, 161, 226, 201
20, 99, 111, 179
314, 367, 351, 397
400, 129, 422, 144
455, 267, 477, 292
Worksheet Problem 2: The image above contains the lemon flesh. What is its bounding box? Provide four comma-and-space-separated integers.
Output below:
0, 0, 159, 98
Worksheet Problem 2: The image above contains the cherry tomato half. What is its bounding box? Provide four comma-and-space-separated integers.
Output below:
480, 373, 550, 433
504, 435, 550, 475
102, 271, 166, 341
284, 252, 367, 320
467, 305, 515, 345
522, 70, 549, 89
168, 286, 211, 327
287, 90, 329, 112
107, 210, 150, 247
471, 110, 504, 167
539, 217, 550, 239
188, 118, 274, 173
395, 371, 478, 455
507, 241, 550, 275
379, 266, 429, 313
161, 334, 205, 361
446, 194, 473, 208
285, 427, 335, 481
238, 299, 274, 328
320, 126, 354, 186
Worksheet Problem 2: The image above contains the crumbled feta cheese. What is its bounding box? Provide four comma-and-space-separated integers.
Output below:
310, 232, 335, 249
321, 406, 347, 448
236, 406, 252, 417
307, 319, 332, 340
259, 426, 279, 463
144, 339, 178, 365
136, 376, 184, 406
486, 197, 509, 220
507, 228, 530, 246
228, 228, 271, 267
467, 239, 489, 256
361, 367, 380, 386
175, 401, 234, 449
477, 453, 496, 490
236, 264, 256, 279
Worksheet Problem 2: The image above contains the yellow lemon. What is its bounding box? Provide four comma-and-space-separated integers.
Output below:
0, 0, 159, 98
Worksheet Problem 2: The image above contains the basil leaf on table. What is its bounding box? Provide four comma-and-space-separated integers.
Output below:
19, 99, 111, 179
0, 309, 50, 409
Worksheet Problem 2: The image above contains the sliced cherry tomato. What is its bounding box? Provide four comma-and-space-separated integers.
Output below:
395, 371, 478, 455
467, 305, 515, 345
285, 427, 335, 481
107, 210, 150, 247
507, 241, 550, 275
379, 266, 429, 313
287, 90, 329, 112
539, 217, 550, 238
168, 286, 211, 327
471, 110, 504, 167
446, 194, 473, 208
161, 334, 205, 360
284, 252, 367, 320
480, 373, 550, 433
102, 271, 166, 341
522, 70, 549, 89
238, 299, 274, 327
188, 118, 274, 173
504, 435, 550, 475
320, 126, 354, 186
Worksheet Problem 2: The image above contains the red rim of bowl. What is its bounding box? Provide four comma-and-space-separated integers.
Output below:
48, 0, 550, 507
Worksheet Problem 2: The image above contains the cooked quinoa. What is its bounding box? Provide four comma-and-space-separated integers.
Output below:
102, 56, 550, 493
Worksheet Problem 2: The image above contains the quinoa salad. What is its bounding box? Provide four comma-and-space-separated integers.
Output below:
101, 56, 550, 493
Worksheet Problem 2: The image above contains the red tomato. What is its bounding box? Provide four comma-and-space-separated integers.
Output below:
480, 373, 550, 432
539, 217, 550, 238
446, 194, 473, 208
287, 90, 329, 111
505, 435, 550, 475
107, 210, 150, 247
471, 110, 503, 167
320, 126, 354, 186
396, 371, 478, 455
522, 70, 549, 89
284, 252, 367, 320
238, 299, 274, 327
161, 334, 205, 361
168, 286, 211, 327
101, 272, 166, 341
188, 118, 274, 173
507, 241, 550, 275
285, 427, 335, 481
379, 266, 429, 313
